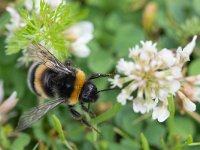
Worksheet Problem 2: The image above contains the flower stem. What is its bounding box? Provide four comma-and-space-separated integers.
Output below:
167, 95, 175, 146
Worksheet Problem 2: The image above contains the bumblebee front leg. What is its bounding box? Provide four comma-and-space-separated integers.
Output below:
68, 105, 100, 133
80, 103, 96, 117
88, 73, 114, 80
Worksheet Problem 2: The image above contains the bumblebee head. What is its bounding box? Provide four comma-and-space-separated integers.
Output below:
80, 81, 99, 103
80, 73, 115, 103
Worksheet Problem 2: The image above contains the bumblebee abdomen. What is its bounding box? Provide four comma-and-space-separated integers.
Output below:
27, 63, 40, 95
27, 63, 55, 98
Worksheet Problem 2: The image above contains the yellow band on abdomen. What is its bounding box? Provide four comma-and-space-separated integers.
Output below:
68, 69, 86, 105
34, 64, 48, 98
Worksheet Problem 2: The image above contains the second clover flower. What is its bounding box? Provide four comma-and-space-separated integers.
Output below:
109, 36, 197, 122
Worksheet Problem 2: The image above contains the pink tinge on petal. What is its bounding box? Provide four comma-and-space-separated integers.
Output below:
0, 91, 18, 114
177, 91, 196, 112
183, 97, 196, 112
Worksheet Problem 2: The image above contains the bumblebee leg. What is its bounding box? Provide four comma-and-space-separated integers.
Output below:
64, 60, 72, 66
69, 106, 82, 120
88, 73, 114, 80
68, 106, 100, 133
80, 103, 96, 117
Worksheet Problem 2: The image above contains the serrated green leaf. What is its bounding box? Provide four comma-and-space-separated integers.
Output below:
5, 0, 79, 62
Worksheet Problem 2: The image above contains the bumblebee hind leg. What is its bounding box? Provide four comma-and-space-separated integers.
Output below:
68, 105, 100, 134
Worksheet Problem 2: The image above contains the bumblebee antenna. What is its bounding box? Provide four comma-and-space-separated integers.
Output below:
96, 88, 116, 94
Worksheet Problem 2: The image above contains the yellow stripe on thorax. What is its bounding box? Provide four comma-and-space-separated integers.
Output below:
34, 64, 48, 98
68, 69, 86, 105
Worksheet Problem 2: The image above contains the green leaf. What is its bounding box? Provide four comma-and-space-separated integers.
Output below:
33, 121, 48, 143
5, 0, 79, 61
52, 114, 65, 142
10, 133, 31, 150
105, 12, 122, 32
99, 124, 115, 142
115, 106, 143, 138
0, 12, 10, 34
0, 127, 11, 149
186, 135, 193, 145
144, 121, 166, 148
166, 0, 191, 24
91, 103, 122, 125
88, 48, 115, 73
32, 143, 39, 150
193, 0, 200, 15
113, 24, 145, 57
173, 117, 195, 139
161, 138, 167, 150
140, 133, 150, 150
52, 115, 74, 150
121, 139, 140, 150
188, 142, 200, 146
188, 59, 200, 75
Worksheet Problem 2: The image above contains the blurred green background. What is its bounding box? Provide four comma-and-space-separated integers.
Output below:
1, 0, 200, 149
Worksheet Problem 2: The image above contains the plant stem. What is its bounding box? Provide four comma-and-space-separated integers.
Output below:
167, 95, 175, 146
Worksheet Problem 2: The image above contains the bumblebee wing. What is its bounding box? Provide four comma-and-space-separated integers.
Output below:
16, 98, 66, 131
27, 43, 71, 74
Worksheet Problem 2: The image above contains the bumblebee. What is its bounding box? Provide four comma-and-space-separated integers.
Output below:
16, 43, 112, 132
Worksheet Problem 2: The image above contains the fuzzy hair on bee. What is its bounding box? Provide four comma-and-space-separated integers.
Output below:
16, 43, 113, 133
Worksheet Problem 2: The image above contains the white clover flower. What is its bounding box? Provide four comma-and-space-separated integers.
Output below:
109, 36, 197, 122
25, 0, 62, 13
177, 91, 196, 112
181, 75, 200, 104
5, 7, 25, 43
152, 102, 170, 122
175, 36, 197, 67
64, 21, 94, 57
0, 80, 18, 124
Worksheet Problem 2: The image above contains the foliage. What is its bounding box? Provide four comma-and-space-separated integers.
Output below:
1, 0, 200, 150
5, 0, 84, 61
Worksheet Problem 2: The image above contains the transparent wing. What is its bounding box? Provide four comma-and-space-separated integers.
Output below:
27, 43, 71, 74
16, 98, 66, 131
